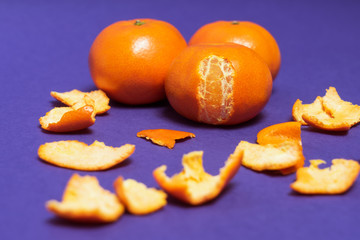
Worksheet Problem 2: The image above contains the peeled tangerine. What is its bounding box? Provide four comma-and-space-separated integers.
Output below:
114, 177, 167, 215
39, 96, 96, 132
291, 159, 360, 194
46, 174, 124, 223
293, 87, 360, 131
137, 129, 195, 149
165, 44, 272, 125
51, 89, 110, 115
38, 140, 135, 171
238, 141, 304, 174
153, 142, 243, 205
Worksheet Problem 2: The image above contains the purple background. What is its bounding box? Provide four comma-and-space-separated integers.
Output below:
1, 0, 360, 239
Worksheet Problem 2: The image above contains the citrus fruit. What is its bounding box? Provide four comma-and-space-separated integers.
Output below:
89, 19, 187, 105
189, 21, 281, 79
165, 43, 272, 125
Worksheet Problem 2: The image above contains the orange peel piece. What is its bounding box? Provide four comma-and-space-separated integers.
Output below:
46, 174, 124, 223
239, 141, 304, 173
51, 89, 110, 114
291, 159, 360, 194
137, 129, 195, 149
153, 143, 243, 205
293, 87, 360, 131
114, 177, 167, 215
292, 97, 328, 125
321, 87, 360, 127
256, 121, 304, 174
38, 140, 135, 171
257, 121, 302, 146
39, 96, 96, 132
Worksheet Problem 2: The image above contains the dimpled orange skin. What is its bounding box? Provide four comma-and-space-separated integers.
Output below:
89, 19, 187, 105
189, 21, 281, 80
165, 44, 273, 125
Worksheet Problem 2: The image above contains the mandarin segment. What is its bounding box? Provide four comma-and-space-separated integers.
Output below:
291, 159, 360, 194
239, 141, 304, 173
51, 89, 110, 114
153, 142, 243, 205
38, 140, 135, 171
114, 177, 167, 215
137, 129, 195, 149
46, 174, 124, 223
39, 96, 96, 132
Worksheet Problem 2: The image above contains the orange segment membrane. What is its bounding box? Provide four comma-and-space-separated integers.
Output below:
198, 55, 235, 124
137, 129, 195, 149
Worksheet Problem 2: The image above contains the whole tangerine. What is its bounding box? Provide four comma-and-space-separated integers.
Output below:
165, 43, 272, 125
89, 19, 187, 105
189, 21, 281, 80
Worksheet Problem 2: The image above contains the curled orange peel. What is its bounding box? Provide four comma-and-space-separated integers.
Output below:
239, 141, 304, 173
39, 96, 96, 132
114, 177, 167, 215
293, 87, 360, 131
46, 174, 124, 223
38, 140, 135, 171
291, 159, 360, 194
153, 143, 243, 205
137, 129, 195, 149
257, 121, 302, 146
51, 89, 110, 115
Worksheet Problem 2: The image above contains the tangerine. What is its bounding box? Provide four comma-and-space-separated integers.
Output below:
189, 21, 281, 79
165, 43, 272, 125
89, 19, 187, 104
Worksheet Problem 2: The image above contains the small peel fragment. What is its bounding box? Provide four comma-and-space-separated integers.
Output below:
38, 140, 135, 171
46, 174, 124, 223
114, 177, 167, 215
137, 129, 195, 149
291, 159, 360, 194
239, 141, 304, 173
51, 89, 110, 115
39, 96, 96, 132
153, 143, 243, 205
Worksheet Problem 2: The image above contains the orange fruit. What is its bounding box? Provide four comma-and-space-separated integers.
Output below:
89, 19, 187, 105
189, 21, 281, 79
165, 43, 272, 125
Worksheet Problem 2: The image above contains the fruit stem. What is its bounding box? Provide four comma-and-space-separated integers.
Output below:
231, 21, 239, 25
134, 20, 145, 26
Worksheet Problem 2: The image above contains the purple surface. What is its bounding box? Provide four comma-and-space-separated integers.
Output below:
1, 0, 360, 239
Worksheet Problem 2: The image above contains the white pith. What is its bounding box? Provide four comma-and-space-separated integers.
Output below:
198, 55, 235, 124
